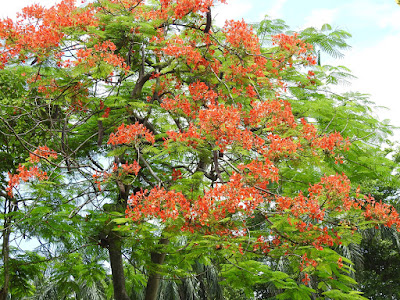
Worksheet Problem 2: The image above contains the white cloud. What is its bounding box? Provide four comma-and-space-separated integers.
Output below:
1, 0, 60, 19
213, 0, 253, 27
346, 1, 392, 19
267, 0, 287, 19
378, 10, 400, 29
337, 34, 400, 137
301, 8, 338, 30
341, 0, 400, 30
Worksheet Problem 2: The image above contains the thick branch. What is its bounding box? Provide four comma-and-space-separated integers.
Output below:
0, 217, 11, 300
144, 238, 169, 300
131, 72, 153, 99
204, 7, 212, 33
97, 120, 104, 146
213, 150, 223, 183
108, 231, 130, 300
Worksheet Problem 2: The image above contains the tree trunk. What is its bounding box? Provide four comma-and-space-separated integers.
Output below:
144, 238, 169, 300
107, 165, 132, 300
108, 231, 130, 300
0, 216, 11, 300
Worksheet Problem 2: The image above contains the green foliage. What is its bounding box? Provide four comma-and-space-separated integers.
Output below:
299, 24, 352, 59
1, 4, 399, 300
355, 231, 400, 299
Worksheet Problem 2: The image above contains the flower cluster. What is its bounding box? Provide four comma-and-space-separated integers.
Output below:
162, 36, 207, 69
272, 33, 307, 53
161, 81, 219, 118
144, 0, 225, 21
126, 172, 264, 232
312, 132, 350, 154
127, 187, 190, 222
238, 159, 279, 189
363, 196, 400, 229
7, 165, 48, 197
0, 0, 97, 68
166, 123, 205, 148
223, 19, 261, 54
108, 122, 155, 146
75, 41, 129, 72
121, 161, 141, 176
198, 103, 254, 151
29, 146, 58, 163
244, 99, 296, 129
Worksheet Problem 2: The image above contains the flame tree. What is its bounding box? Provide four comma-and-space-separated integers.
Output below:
1, 1, 399, 299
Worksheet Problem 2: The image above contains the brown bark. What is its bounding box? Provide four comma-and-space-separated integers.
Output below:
97, 120, 104, 146
0, 216, 11, 300
131, 72, 153, 99
204, 7, 212, 33
106, 176, 131, 300
108, 231, 130, 300
144, 238, 169, 300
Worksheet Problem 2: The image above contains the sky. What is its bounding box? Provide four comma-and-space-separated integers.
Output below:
2, 0, 400, 141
